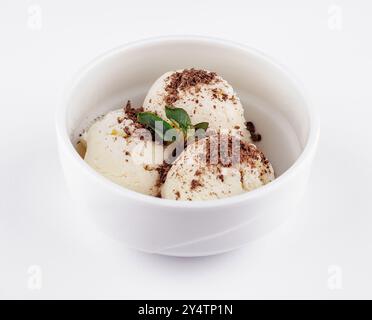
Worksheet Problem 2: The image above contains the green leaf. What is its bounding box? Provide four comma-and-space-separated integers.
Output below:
194, 122, 209, 131
165, 106, 192, 134
137, 112, 174, 142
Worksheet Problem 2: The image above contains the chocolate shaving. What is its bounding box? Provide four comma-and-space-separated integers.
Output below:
164, 69, 217, 105
246, 121, 262, 142
121, 100, 147, 138
195, 169, 202, 176
124, 100, 144, 123
156, 162, 172, 186
202, 134, 269, 170
191, 179, 203, 190
251, 134, 262, 142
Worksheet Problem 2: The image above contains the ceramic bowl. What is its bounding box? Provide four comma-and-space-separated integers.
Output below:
56, 36, 319, 256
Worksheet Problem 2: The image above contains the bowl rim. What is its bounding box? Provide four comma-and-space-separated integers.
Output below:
55, 35, 320, 209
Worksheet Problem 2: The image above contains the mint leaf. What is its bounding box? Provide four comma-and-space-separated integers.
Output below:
137, 112, 174, 142
139, 107, 209, 143
165, 106, 192, 135
194, 122, 209, 131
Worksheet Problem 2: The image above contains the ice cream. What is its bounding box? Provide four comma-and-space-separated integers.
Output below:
80, 68, 275, 201
143, 69, 250, 140
161, 134, 274, 201
81, 103, 165, 196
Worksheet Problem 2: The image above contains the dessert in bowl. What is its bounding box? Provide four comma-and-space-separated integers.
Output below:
56, 37, 319, 256
79, 68, 275, 200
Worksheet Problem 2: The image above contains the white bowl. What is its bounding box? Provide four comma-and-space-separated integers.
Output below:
56, 36, 319, 257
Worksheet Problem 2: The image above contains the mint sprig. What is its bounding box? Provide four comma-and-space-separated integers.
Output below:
194, 122, 209, 131
137, 112, 174, 142
165, 106, 191, 136
137, 106, 209, 143
165, 105, 209, 135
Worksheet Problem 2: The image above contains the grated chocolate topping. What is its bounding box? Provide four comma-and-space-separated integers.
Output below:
202, 134, 269, 170
156, 162, 172, 186
191, 179, 203, 190
121, 100, 147, 137
124, 100, 144, 123
246, 121, 262, 142
164, 69, 217, 105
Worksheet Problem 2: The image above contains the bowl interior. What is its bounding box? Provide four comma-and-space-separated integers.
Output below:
66, 38, 309, 177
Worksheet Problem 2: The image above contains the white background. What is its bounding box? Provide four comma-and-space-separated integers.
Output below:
1, 0, 371, 299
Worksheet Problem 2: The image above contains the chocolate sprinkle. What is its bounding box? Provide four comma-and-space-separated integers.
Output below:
191, 179, 203, 190
246, 121, 262, 142
156, 162, 172, 186
202, 134, 269, 170
164, 69, 217, 105
124, 100, 144, 123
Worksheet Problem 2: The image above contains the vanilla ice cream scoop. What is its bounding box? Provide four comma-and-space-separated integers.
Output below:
161, 135, 274, 201
143, 69, 250, 140
82, 107, 165, 196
